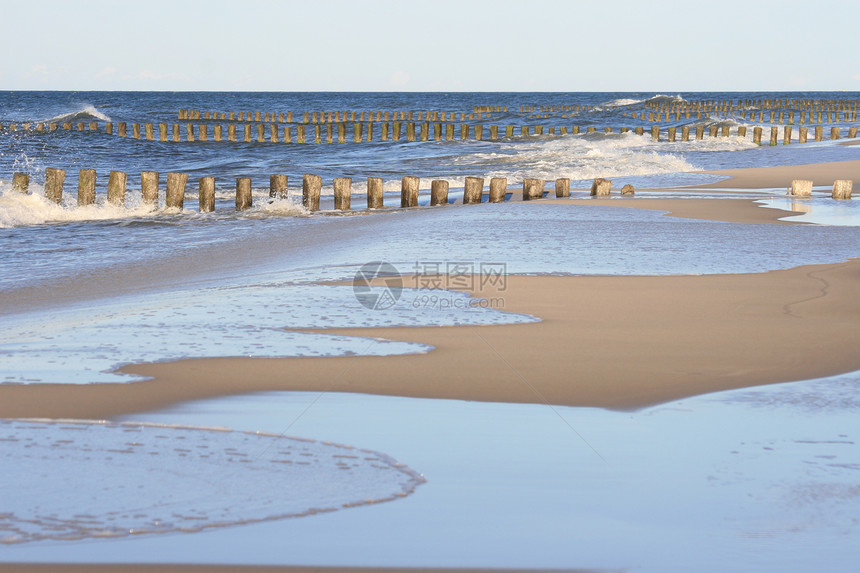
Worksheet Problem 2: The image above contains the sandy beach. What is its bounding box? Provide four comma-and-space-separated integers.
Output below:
2, 155, 858, 572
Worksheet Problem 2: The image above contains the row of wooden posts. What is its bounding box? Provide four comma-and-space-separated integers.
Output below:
178, 109, 495, 123
8, 170, 853, 214
6, 170, 643, 212
4, 121, 856, 145
624, 109, 859, 124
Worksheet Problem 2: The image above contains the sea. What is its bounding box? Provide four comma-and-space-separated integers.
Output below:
2, 91, 860, 570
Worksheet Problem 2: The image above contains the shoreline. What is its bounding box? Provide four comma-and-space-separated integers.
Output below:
695, 158, 860, 189
2, 258, 858, 418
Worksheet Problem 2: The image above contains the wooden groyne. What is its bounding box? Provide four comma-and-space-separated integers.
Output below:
9, 169, 854, 216
5, 120, 855, 146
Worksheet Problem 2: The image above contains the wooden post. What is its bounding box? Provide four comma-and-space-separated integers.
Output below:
799, 126, 808, 143
105, 122, 112, 135
445, 123, 454, 140
236, 177, 252, 211
490, 125, 498, 140
303, 174, 322, 211
145, 123, 154, 140
681, 126, 690, 141
297, 125, 306, 144
738, 126, 747, 138
789, 180, 813, 197
107, 171, 127, 206
141, 171, 159, 205
271, 124, 279, 143
832, 180, 853, 200
506, 126, 514, 137
770, 126, 778, 146
555, 178, 570, 198
158, 123, 167, 141
489, 177, 507, 203
214, 124, 223, 142
849, 127, 858, 138
393, 122, 402, 140
475, 124, 483, 140
228, 124, 237, 141
621, 184, 635, 195
784, 126, 792, 144
118, 122, 127, 137
270, 174, 288, 199
406, 122, 415, 141
354, 122, 362, 142
815, 125, 823, 141
283, 125, 292, 143
709, 126, 718, 138
367, 177, 384, 208
651, 126, 659, 141
11, 173, 29, 193
244, 124, 252, 142
463, 176, 484, 204
186, 123, 195, 142
831, 127, 840, 140
401, 176, 419, 207
77, 169, 96, 206
258, 124, 266, 143
590, 177, 611, 196
430, 180, 449, 206
668, 127, 676, 142
166, 173, 188, 209
199, 124, 208, 141
522, 178, 545, 201
199, 176, 215, 212
753, 127, 762, 145
132, 123, 141, 139
44, 168, 65, 203
333, 177, 352, 210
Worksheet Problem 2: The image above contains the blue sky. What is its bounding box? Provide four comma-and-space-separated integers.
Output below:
1, 0, 858, 91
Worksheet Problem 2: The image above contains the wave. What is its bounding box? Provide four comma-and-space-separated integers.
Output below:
601, 98, 645, 107
0, 184, 307, 228
43, 104, 112, 124
646, 94, 687, 105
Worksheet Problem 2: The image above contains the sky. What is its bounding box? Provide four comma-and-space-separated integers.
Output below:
1, 0, 858, 92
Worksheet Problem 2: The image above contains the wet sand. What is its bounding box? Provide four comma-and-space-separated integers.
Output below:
2, 257, 858, 418
696, 158, 860, 189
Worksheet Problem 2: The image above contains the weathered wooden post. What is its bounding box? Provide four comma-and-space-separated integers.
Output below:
681, 125, 690, 141
832, 180, 853, 199
11, 173, 28, 193
297, 125, 306, 144
184, 123, 195, 142
393, 122, 402, 140
430, 180, 449, 206
474, 124, 483, 140
302, 174, 322, 211
406, 122, 416, 141
44, 168, 64, 203
158, 123, 167, 142
213, 124, 222, 142
270, 174, 288, 199
590, 177, 611, 196
799, 126, 808, 143
831, 127, 840, 140
166, 173, 188, 209
523, 178, 545, 200
77, 169, 96, 206
769, 126, 778, 146
401, 176, 419, 207
464, 176, 484, 204
850, 127, 858, 138
753, 127, 762, 145
141, 171, 159, 205
555, 178, 570, 198
244, 124, 252, 142
333, 177, 352, 210
489, 177, 507, 203
667, 127, 676, 142
236, 177, 252, 211
107, 171, 127, 206
353, 122, 362, 142
721, 125, 730, 138
258, 124, 266, 143
117, 122, 127, 137
783, 126, 792, 144
815, 125, 823, 141
228, 124, 237, 142
367, 177, 384, 208
144, 123, 154, 140
199, 176, 215, 212
789, 180, 813, 197
283, 126, 292, 143
621, 184, 635, 195
199, 124, 208, 141
651, 126, 660, 141
132, 123, 141, 139
105, 122, 112, 135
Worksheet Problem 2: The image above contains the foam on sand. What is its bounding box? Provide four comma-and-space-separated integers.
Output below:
0, 418, 424, 544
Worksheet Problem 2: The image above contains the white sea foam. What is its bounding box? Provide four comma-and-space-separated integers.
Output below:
43, 104, 112, 124
0, 185, 308, 228
646, 94, 687, 104
601, 97, 644, 107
